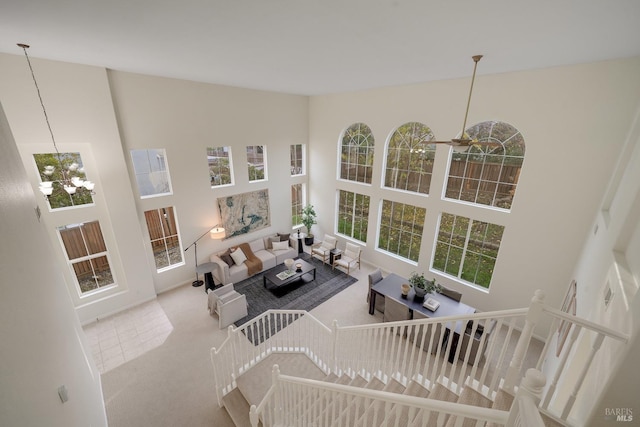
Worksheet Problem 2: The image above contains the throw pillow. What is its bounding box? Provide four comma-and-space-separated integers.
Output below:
230, 247, 247, 265
267, 236, 279, 249
219, 249, 234, 267
272, 240, 288, 251
277, 232, 290, 242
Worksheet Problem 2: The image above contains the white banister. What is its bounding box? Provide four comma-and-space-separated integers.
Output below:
504, 290, 545, 393
507, 368, 547, 427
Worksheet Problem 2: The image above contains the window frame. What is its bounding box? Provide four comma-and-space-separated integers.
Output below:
336, 189, 370, 243
376, 199, 426, 263
144, 206, 185, 273
130, 148, 173, 199
339, 123, 375, 184
290, 144, 305, 176
291, 183, 304, 227
247, 145, 267, 182
57, 220, 116, 296
207, 146, 234, 188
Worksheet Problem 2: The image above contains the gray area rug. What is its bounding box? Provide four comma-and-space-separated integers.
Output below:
233, 253, 357, 343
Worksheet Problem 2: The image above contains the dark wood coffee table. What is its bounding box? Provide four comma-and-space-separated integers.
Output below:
263, 258, 316, 291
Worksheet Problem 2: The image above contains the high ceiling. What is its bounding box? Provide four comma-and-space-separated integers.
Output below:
1, 0, 640, 95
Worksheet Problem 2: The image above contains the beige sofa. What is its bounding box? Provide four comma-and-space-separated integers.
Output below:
209, 233, 298, 285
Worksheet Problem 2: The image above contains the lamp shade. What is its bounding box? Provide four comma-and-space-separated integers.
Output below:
209, 226, 226, 240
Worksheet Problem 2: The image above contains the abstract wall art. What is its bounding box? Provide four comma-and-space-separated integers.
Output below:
218, 189, 270, 238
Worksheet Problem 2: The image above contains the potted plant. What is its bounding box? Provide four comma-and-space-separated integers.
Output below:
408, 272, 441, 301
301, 204, 317, 246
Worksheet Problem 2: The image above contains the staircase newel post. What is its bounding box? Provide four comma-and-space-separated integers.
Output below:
506, 368, 547, 427
331, 319, 339, 374
504, 290, 545, 394
272, 364, 282, 425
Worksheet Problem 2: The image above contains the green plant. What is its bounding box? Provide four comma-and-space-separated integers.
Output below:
301, 204, 317, 237
408, 272, 441, 294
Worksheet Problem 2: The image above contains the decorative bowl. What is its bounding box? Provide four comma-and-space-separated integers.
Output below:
295, 263, 303, 271
284, 258, 294, 270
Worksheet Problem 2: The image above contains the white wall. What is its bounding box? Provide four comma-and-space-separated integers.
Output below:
0, 52, 157, 324
106, 71, 309, 293
308, 58, 640, 331
0, 102, 107, 426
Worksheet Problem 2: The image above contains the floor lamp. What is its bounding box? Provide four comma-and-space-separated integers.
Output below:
184, 225, 225, 287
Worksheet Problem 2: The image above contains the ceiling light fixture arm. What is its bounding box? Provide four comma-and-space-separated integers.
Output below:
453, 54, 483, 145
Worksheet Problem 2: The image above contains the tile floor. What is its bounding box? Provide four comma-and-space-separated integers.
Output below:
83, 299, 173, 373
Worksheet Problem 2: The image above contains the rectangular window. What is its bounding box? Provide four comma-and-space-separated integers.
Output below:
290, 144, 304, 176
337, 190, 370, 243
432, 212, 504, 288
33, 152, 94, 209
291, 184, 303, 226
144, 206, 184, 272
207, 146, 233, 187
247, 145, 266, 182
378, 200, 425, 262
58, 221, 114, 294
130, 149, 172, 198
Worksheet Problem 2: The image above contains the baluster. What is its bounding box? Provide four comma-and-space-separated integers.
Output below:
506, 368, 547, 427
561, 332, 605, 419
541, 323, 582, 409
504, 290, 545, 393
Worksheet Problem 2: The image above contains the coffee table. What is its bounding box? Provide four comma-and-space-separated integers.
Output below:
263, 258, 316, 291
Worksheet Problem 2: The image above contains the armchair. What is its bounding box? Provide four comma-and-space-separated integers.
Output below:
207, 283, 248, 329
311, 235, 337, 265
333, 242, 361, 275
457, 319, 496, 364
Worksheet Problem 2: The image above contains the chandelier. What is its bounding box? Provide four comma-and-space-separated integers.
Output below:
18, 43, 96, 198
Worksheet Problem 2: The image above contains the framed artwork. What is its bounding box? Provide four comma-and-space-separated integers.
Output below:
556, 280, 577, 356
218, 189, 270, 238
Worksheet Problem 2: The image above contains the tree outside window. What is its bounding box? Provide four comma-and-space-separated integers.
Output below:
446, 121, 525, 209
337, 190, 370, 243
144, 206, 184, 271
432, 212, 504, 288
291, 184, 304, 226
247, 145, 266, 182
207, 146, 233, 187
58, 221, 114, 294
378, 200, 425, 262
33, 152, 94, 209
384, 122, 437, 194
340, 123, 374, 184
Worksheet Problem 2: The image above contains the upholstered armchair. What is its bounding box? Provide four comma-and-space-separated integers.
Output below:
440, 285, 463, 302
207, 283, 248, 329
382, 297, 410, 336
457, 319, 496, 364
333, 242, 361, 275
311, 235, 337, 265
367, 268, 385, 313
409, 310, 444, 355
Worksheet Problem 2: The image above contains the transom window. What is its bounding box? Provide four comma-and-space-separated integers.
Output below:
130, 149, 172, 198
247, 145, 267, 182
445, 121, 525, 209
432, 212, 504, 288
337, 190, 370, 243
340, 123, 374, 184
290, 144, 304, 176
378, 200, 426, 262
207, 146, 233, 187
384, 122, 437, 194
144, 206, 184, 272
291, 183, 304, 226
58, 221, 114, 295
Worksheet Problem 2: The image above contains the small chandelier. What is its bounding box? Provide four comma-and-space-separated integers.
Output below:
18, 43, 96, 198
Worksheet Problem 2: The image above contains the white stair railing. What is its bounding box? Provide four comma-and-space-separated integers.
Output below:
506, 368, 547, 427
250, 365, 510, 427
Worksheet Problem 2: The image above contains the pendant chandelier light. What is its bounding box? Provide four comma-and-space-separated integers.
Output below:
18, 43, 96, 198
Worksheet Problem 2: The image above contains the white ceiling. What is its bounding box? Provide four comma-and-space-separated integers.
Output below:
1, 0, 640, 95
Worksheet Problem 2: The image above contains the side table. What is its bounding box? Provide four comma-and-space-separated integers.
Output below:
196, 262, 219, 293
329, 248, 342, 266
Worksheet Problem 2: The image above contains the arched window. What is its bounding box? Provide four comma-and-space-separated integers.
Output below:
384, 122, 437, 194
339, 123, 374, 184
445, 121, 525, 209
